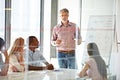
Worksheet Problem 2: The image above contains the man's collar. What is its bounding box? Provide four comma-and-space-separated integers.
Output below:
58, 21, 72, 27
29, 49, 35, 53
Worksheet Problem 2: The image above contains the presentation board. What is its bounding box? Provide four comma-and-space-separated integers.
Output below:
83, 15, 114, 66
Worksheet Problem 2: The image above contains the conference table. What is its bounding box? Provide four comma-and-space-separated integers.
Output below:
0, 69, 91, 80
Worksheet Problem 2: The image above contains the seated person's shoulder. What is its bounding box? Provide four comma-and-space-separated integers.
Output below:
85, 58, 94, 64
35, 49, 40, 53
35, 50, 42, 55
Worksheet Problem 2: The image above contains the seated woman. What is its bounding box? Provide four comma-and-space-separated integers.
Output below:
0, 37, 9, 76
79, 42, 107, 80
9, 37, 25, 72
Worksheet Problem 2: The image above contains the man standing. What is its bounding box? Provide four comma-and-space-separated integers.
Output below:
51, 8, 82, 69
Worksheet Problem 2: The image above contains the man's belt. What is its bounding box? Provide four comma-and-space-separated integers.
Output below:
58, 50, 75, 54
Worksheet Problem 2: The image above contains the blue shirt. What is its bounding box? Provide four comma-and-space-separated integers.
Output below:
25, 49, 47, 66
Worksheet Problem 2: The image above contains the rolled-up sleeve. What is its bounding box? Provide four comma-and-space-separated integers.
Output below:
51, 26, 58, 46
39, 54, 47, 63
75, 27, 82, 39
51, 26, 57, 41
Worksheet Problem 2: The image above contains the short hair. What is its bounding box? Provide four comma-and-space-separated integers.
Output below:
27, 36, 37, 45
60, 8, 69, 13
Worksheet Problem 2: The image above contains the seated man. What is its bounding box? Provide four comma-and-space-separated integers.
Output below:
25, 36, 54, 70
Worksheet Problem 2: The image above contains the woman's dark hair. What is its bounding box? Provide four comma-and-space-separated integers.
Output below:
0, 37, 5, 50
87, 42, 107, 79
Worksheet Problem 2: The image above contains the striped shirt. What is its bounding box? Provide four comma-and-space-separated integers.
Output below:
51, 21, 81, 51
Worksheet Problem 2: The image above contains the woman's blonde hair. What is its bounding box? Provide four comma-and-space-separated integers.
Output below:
9, 37, 24, 55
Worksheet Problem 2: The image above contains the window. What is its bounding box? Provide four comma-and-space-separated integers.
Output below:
11, 0, 40, 45
0, 0, 5, 39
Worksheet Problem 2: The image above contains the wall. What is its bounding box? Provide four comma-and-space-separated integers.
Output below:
115, 0, 120, 79
116, 0, 120, 53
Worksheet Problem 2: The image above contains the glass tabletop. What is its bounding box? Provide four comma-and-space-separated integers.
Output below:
0, 69, 91, 80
